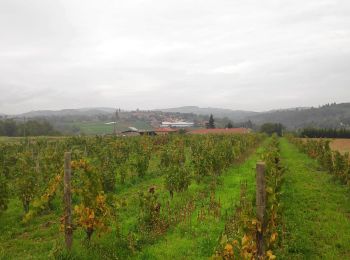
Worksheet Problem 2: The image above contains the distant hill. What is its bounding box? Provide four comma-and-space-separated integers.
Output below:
246, 103, 350, 129
155, 106, 258, 121
18, 107, 116, 118
157, 104, 350, 129
1, 103, 349, 132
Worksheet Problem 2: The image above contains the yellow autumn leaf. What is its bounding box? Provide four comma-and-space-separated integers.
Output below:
88, 210, 95, 219
224, 243, 233, 253
270, 232, 278, 243
256, 222, 262, 232
242, 234, 250, 246
266, 250, 276, 259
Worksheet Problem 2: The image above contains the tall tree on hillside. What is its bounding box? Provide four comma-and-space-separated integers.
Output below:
114, 109, 120, 134
207, 114, 215, 129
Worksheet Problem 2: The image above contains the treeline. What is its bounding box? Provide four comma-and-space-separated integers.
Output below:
300, 128, 350, 138
0, 119, 60, 136
260, 123, 285, 136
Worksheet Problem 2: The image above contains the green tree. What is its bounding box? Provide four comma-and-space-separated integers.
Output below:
225, 122, 233, 128
0, 119, 60, 137
260, 123, 284, 136
207, 114, 215, 129
3, 120, 17, 136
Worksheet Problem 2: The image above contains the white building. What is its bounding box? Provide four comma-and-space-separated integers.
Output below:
160, 121, 194, 128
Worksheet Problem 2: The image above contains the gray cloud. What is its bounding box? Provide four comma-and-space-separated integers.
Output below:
0, 0, 349, 114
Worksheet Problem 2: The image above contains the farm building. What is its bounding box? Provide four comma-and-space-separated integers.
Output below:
154, 128, 178, 135
160, 121, 194, 128
119, 130, 140, 136
120, 127, 157, 136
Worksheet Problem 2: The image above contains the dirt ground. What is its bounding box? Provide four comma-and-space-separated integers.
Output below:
330, 139, 350, 154
299, 138, 350, 154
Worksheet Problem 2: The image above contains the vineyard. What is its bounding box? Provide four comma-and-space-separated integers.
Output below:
1, 134, 350, 259
290, 137, 350, 185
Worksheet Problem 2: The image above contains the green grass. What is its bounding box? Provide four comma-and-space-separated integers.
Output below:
0, 199, 60, 260
278, 138, 350, 259
135, 142, 268, 259
71, 122, 115, 135
72, 120, 153, 135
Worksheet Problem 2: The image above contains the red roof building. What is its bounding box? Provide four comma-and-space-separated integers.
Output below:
154, 128, 178, 135
188, 128, 251, 135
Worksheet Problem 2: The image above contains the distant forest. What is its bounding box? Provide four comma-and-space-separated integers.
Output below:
0, 119, 60, 136
300, 128, 350, 138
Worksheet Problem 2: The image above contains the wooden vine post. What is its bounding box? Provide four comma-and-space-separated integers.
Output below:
64, 152, 73, 251
256, 162, 266, 258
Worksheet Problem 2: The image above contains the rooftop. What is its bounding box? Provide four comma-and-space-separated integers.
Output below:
154, 127, 178, 132
188, 128, 251, 135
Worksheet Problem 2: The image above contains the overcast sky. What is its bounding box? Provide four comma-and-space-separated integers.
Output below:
0, 0, 349, 114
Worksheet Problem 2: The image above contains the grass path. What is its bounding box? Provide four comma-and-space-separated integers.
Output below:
278, 138, 350, 259
136, 141, 268, 259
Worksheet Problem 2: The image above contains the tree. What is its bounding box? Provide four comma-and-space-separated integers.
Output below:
3, 120, 17, 136
300, 127, 350, 138
260, 123, 285, 136
244, 120, 253, 129
225, 122, 233, 128
207, 114, 215, 129
0, 119, 60, 137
